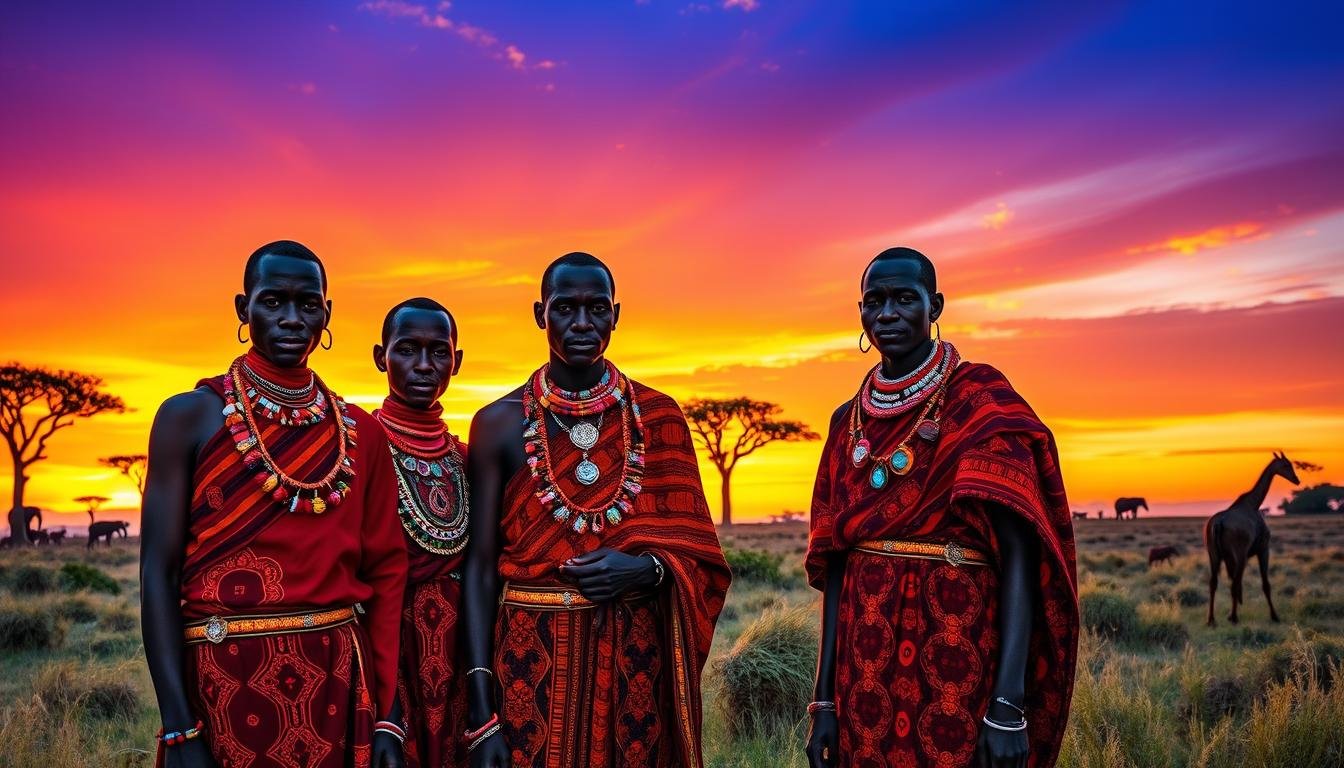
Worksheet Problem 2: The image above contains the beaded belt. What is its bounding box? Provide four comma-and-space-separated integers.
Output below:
500, 583, 652, 610
855, 539, 990, 568
184, 606, 356, 644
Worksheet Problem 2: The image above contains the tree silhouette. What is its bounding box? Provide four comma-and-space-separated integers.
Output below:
75, 494, 111, 524
100, 454, 148, 499
684, 398, 818, 525
1, 363, 125, 544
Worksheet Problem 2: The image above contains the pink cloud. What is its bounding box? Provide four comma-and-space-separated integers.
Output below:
724, 0, 760, 10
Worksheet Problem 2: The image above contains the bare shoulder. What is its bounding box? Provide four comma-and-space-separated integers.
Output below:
468, 386, 526, 450
154, 387, 220, 429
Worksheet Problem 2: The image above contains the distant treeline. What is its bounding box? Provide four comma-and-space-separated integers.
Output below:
1280, 483, 1344, 515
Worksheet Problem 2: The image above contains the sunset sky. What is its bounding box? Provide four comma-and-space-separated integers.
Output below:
2, 1, 1342, 531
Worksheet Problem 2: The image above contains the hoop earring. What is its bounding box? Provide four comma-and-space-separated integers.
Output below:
321, 328, 334, 350
858, 331, 872, 354
237, 323, 249, 344
932, 321, 941, 343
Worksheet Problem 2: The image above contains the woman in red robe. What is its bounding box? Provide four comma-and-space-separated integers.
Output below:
806, 248, 1078, 768
141, 242, 407, 768
373, 298, 470, 767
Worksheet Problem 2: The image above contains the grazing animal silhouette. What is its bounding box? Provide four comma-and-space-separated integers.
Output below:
87, 520, 129, 548
49, 528, 66, 545
1072, 511, 1088, 521
1204, 452, 1299, 626
1148, 545, 1181, 567
1114, 497, 1147, 519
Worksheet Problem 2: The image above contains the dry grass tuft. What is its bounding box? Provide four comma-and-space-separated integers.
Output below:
713, 606, 815, 740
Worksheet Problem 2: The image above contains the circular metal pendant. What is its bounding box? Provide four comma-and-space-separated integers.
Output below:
916, 419, 940, 442
568, 420, 600, 450
575, 458, 600, 485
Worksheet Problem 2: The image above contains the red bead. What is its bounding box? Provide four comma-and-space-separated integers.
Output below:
327, 491, 342, 507
272, 486, 289, 501
297, 497, 313, 514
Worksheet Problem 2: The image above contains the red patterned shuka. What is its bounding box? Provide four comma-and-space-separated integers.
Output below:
374, 397, 470, 768
161, 351, 408, 768
495, 378, 730, 768
806, 360, 1079, 768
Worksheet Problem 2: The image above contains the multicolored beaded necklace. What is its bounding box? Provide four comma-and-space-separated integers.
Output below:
240, 358, 326, 426
223, 355, 357, 513
849, 341, 960, 489
375, 404, 469, 556
523, 364, 647, 535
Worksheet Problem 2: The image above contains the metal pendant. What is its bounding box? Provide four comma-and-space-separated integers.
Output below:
916, 419, 940, 442
575, 458, 600, 485
569, 420, 600, 450
891, 445, 915, 476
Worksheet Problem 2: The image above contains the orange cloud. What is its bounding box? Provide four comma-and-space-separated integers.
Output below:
980, 202, 1014, 230
1127, 221, 1265, 256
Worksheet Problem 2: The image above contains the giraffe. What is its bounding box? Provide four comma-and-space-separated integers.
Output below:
1204, 452, 1299, 626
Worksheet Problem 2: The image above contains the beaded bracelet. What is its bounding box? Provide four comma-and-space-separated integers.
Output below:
158, 719, 206, 746
464, 713, 500, 744
982, 715, 1028, 732
806, 701, 838, 715
467, 723, 502, 753
465, 667, 494, 678
374, 720, 406, 743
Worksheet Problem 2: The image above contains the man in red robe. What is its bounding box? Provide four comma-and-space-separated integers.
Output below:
806, 248, 1078, 768
461, 252, 730, 768
372, 298, 469, 767
141, 241, 408, 768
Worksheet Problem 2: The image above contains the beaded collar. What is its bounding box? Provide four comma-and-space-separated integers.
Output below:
533, 361, 621, 417
375, 403, 468, 556
222, 355, 357, 513
523, 364, 646, 535
861, 340, 957, 418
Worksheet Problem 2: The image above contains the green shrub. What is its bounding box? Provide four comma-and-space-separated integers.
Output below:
1080, 589, 1139, 642
1255, 634, 1344, 691
57, 562, 121, 595
1138, 615, 1189, 650
1298, 597, 1344, 620
1175, 586, 1205, 607
89, 632, 141, 658
52, 596, 100, 624
8, 564, 56, 594
713, 606, 815, 740
0, 605, 65, 650
723, 547, 787, 586
98, 606, 138, 633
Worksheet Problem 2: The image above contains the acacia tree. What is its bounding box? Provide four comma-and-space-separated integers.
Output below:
684, 398, 818, 525
100, 454, 148, 500
75, 494, 111, 524
1, 363, 125, 544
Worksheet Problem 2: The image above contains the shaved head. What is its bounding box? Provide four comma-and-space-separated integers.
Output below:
381, 297, 457, 345
863, 247, 936, 294
243, 240, 327, 295
541, 252, 615, 300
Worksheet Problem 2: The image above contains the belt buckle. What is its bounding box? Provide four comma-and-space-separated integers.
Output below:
943, 543, 966, 567
562, 591, 574, 609
204, 615, 229, 644
302, 613, 316, 628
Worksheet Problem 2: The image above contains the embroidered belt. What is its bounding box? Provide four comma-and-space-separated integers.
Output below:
500, 583, 652, 610
855, 539, 990, 568
184, 606, 356, 644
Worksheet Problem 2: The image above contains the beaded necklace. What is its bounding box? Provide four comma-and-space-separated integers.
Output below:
223, 356, 357, 513
535, 361, 621, 416
849, 341, 960, 490
861, 340, 954, 418
238, 361, 327, 427
523, 365, 646, 535
375, 409, 469, 556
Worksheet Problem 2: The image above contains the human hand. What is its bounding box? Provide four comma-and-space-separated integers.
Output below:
372, 731, 404, 768
976, 718, 1028, 768
557, 547, 656, 602
469, 731, 510, 768
805, 711, 837, 768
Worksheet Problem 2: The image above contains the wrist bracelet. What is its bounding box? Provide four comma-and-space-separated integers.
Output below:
982, 715, 1028, 732
467, 723, 502, 753
374, 720, 406, 742
807, 701, 838, 715
993, 696, 1026, 717
158, 719, 206, 746
643, 553, 666, 587
465, 667, 494, 678
464, 713, 500, 743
